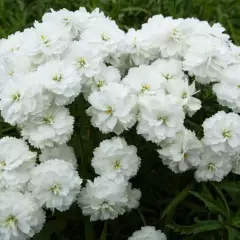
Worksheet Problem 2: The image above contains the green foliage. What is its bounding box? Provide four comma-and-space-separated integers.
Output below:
0, 0, 240, 239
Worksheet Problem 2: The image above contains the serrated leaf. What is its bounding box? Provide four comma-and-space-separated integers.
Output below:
167, 220, 223, 235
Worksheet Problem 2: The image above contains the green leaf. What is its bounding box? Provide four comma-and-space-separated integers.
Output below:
211, 183, 231, 218
161, 181, 195, 218
227, 226, 240, 240
168, 220, 223, 235
219, 181, 240, 195
190, 191, 227, 217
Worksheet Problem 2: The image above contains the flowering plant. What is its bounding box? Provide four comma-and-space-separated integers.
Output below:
0, 7, 240, 240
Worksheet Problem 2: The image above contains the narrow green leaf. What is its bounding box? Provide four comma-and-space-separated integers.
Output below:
227, 226, 240, 240
211, 183, 231, 218
167, 220, 223, 235
190, 191, 226, 217
161, 181, 195, 219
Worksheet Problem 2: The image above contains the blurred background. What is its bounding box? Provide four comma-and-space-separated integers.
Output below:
0, 0, 240, 44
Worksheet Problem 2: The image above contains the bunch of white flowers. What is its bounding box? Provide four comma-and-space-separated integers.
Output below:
1, 5, 240, 239
78, 137, 141, 221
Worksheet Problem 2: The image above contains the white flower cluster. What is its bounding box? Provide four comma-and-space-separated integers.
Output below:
1, 5, 240, 238
78, 137, 141, 221
0, 137, 82, 239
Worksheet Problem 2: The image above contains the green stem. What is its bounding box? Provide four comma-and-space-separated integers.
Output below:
100, 221, 108, 240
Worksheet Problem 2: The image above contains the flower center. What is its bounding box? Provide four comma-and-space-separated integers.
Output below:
5, 215, 17, 228
162, 73, 172, 80
101, 32, 110, 41
12, 92, 21, 101
50, 184, 61, 195
208, 163, 216, 172
113, 160, 121, 170
184, 153, 188, 159
96, 80, 105, 88
43, 115, 53, 125
78, 58, 86, 68
222, 129, 232, 139
141, 84, 151, 92
0, 161, 6, 170
158, 116, 168, 124
52, 74, 62, 82
105, 106, 113, 115
8, 70, 14, 77
40, 35, 50, 45
182, 91, 188, 99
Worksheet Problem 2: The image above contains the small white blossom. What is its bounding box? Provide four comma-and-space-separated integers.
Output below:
64, 40, 103, 78
122, 65, 165, 95
78, 176, 128, 221
92, 137, 141, 180
203, 111, 240, 155
158, 128, 203, 173
137, 94, 185, 144
87, 82, 137, 134
0, 190, 45, 240
21, 105, 74, 149
28, 159, 82, 211
0, 137, 36, 191
128, 226, 167, 240
195, 147, 232, 182
37, 60, 82, 105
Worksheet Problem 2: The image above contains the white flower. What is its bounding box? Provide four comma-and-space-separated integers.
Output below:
21, 105, 74, 149
37, 60, 82, 105
137, 94, 184, 144
150, 58, 184, 81
87, 82, 137, 134
42, 9, 84, 39
0, 190, 45, 240
0, 137, 36, 191
78, 176, 128, 221
213, 64, 240, 113
64, 41, 103, 78
165, 79, 201, 116
33, 21, 70, 56
81, 17, 125, 56
28, 159, 82, 211
203, 111, 240, 155
82, 64, 121, 98
123, 28, 160, 65
39, 144, 77, 167
91, 137, 141, 180
0, 73, 52, 125
128, 226, 167, 240
0, 31, 26, 55
158, 128, 203, 173
158, 18, 198, 58
195, 147, 232, 182
183, 35, 231, 78
125, 183, 141, 212
122, 65, 165, 95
